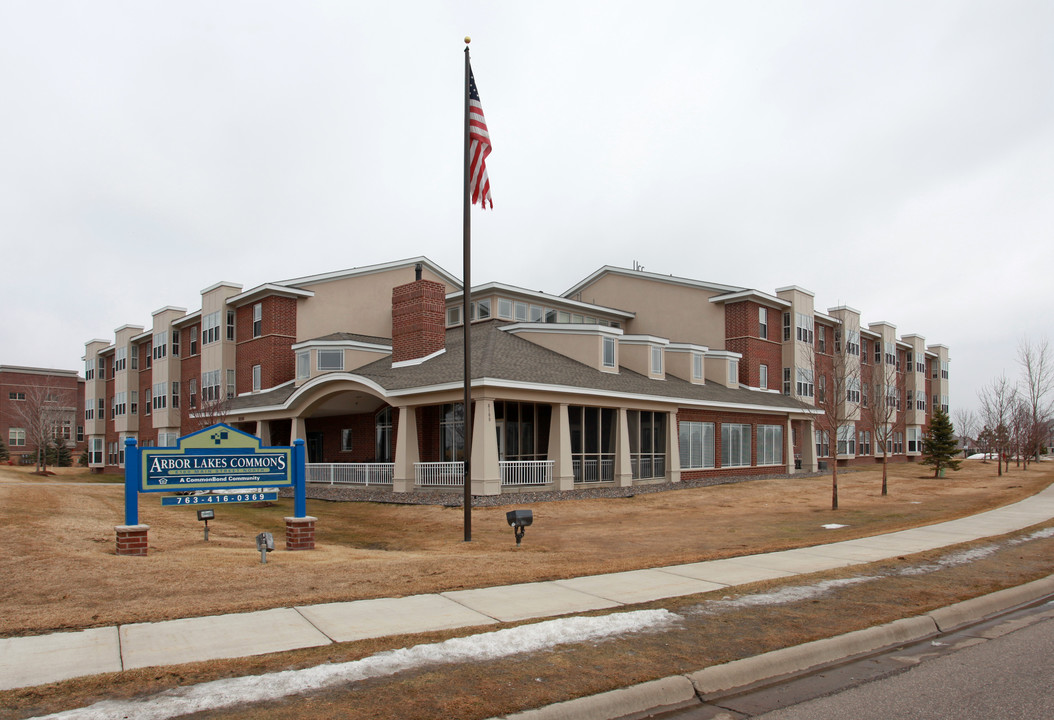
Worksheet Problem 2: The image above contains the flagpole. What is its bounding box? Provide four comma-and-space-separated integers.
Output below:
462, 38, 473, 542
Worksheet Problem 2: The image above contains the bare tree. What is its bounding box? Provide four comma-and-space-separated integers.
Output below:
9, 377, 76, 474
807, 329, 862, 510
952, 407, 978, 459
978, 375, 1016, 476
863, 360, 898, 496
182, 382, 233, 433
1017, 337, 1053, 462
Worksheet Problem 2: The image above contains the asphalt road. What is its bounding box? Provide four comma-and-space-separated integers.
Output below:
655, 601, 1054, 720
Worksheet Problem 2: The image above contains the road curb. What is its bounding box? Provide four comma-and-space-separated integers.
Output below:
492, 573, 1054, 720
501, 676, 697, 720
689, 615, 938, 698
927, 574, 1054, 632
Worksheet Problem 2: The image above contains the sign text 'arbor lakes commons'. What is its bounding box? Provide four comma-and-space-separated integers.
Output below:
139, 426, 293, 492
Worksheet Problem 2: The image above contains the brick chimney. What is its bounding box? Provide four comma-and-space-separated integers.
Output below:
392, 277, 447, 363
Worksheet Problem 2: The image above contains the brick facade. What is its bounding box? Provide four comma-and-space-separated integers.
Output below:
0, 366, 86, 463
725, 301, 783, 389
235, 296, 297, 395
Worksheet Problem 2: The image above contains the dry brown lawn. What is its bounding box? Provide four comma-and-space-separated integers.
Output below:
0, 459, 1050, 638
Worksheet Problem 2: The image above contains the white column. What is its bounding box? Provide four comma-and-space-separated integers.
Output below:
470, 398, 501, 495
393, 406, 418, 493
803, 418, 819, 472
785, 417, 794, 473
615, 407, 633, 487
290, 416, 306, 444
549, 404, 574, 491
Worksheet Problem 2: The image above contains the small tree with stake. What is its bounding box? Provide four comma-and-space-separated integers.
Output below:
920, 408, 961, 478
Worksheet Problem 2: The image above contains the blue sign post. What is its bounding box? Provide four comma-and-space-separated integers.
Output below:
117, 424, 311, 556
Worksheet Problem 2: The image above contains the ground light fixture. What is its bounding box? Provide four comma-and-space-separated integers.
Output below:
506, 509, 533, 546
196, 508, 215, 541
255, 532, 275, 564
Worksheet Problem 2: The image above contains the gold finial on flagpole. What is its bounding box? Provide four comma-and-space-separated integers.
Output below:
464, 36, 471, 44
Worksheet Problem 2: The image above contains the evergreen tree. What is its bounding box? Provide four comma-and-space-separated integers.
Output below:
921, 408, 962, 477
53, 437, 73, 467
0, 435, 8, 463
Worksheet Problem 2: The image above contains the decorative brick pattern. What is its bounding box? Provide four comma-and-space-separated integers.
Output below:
285, 516, 316, 550
391, 280, 446, 363
115, 524, 149, 556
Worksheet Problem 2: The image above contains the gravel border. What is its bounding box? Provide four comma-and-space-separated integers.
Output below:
281, 470, 830, 508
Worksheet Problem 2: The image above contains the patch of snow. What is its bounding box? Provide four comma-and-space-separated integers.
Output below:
693, 577, 876, 614
1008, 527, 1054, 545
822, 524, 847, 529
897, 545, 999, 576
30, 610, 679, 720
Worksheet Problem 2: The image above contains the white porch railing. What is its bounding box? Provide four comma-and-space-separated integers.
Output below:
415, 461, 465, 487
500, 460, 554, 486
306, 463, 394, 486
573, 455, 615, 484
631, 454, 666, 480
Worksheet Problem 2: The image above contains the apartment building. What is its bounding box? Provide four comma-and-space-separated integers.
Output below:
1, 365, 86, 464
81, 258, 949, 493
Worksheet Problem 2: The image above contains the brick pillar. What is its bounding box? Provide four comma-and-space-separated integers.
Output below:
285, 516, 317, 550
115, 524, 150, 556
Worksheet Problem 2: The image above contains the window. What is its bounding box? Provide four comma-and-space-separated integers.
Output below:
252, 303, 262, 337
783, 367, 791, 396
693, 352, 704, 381
441, 403, 465, 462
760, 364, 768, 390
115, 347, 127, 372
818, 326, 827, 354
189, 379, 197, 408
817, 374, 826, 403
837, 425, 856, 455
862, 383, 869, 408
8, 392, 25, 401
885, 342, 896, 366
472, 299, 492, 320
796, 313, 814, 344
602, 336, 616, 368
317, 349, 344, 371
202, 370, 220, 402
728, 359, 738, 385
296, 351, 310, 379
252, 364, 261, 392
514, 301, 528, 322
109, 396, 115, 419
152, 383, 167, 410
858, 430, 871, 455
89, 438, 103, 464
446, 306, 462, 326
130, 344, 138, 370
529, 304, 544, 322
144, 346, 152, 369
376, 407, 394, 462
226, 369, 236, 399
651, 346, 663, 375
894, 432, 904, 454
497, 298, 513, 319
203, 312, 221, 344
679, 421, 715, 469
172, 330, 180, 356
76, 426, 84, 442
875, 342, 882, 364
159, 432, 179, 447
171, 381, 179, 409
152, 331, 167, 360
85, 401, 94, 420
815, 430, 830, 458
189, 326, 199, 355
226, 310, 236, 341
917, 393, 927, 411
796, 367, 814, 398
907, 427, 921, 453
98, 357, 107, 380
97, 398, 104, 419
85, 358, 95, 380
341, 428, 354, 452
846, 330, 860, 356
861, 339, 869, 364
721, 423, 751, 467
757, 425, 783, 465
846, 377, 860, 404
758, 307, 768, 339
9, 428, 26, 447
783, 312, 791, 342
941, 361, 950, 380
130, 391, 138, 415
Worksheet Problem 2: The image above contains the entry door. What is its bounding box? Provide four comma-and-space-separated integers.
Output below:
306, 432, 324, 463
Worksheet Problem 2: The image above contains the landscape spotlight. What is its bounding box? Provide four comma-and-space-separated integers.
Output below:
255, 531, 275, 564
506, 509, 533, 546
197, 508, 215, 541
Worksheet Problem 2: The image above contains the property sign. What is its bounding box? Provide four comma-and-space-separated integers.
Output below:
140, 425, 292, 493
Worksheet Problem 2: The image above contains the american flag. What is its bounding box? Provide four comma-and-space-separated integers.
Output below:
468, 65, 493, 209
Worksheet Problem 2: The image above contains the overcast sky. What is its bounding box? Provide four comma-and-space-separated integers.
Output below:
1, 1, 1051, 415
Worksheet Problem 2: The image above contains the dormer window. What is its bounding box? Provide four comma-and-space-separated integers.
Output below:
650, 346, 663, 374
317, 349, 344, 371
728, 359, 739, 385
602, 336, 616, 368
693, 353, 704, 380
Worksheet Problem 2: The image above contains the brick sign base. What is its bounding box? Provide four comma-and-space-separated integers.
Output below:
285, 516, 317, 550
115, 525, 150, 556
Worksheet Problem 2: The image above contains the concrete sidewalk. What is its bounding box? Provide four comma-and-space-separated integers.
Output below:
3, 484, 1053, 693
